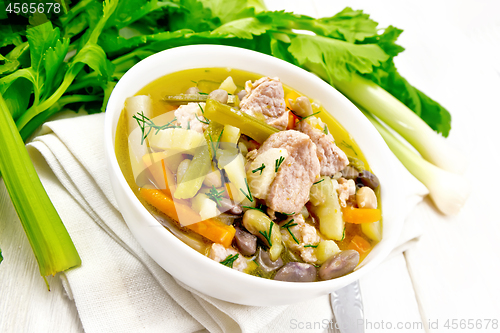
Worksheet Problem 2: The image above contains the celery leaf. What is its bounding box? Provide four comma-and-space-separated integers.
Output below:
211, 17, 272, 39
288, 34, 389, 82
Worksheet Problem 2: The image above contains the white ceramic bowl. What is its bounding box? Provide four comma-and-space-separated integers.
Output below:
104, 45, 404, 306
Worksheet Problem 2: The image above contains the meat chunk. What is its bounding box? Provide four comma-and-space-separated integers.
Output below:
257, 130, 320, 214
174, 102, 208, 134
337, 177, 356, 208
297, 118, 349, 176
239, 77, 288, 130
209, 243, 248, 272
280, 215, 321, 264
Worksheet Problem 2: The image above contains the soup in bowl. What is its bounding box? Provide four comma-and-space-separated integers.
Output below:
105, 45, 404, 306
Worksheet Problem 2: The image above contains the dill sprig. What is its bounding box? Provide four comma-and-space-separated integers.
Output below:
313, 179, 325, 185
220, 254, 239, 268
259, 222, 274, 247
304, 244, 318, 248
198, 92, 208, 95
252, 163, 266, 175
205, 185, 225, 207
195, 113, 210, 125
281, 219, 299, 244
340, 140, 358, 156
208, 128, 224, 160
341, 226, 346, 241
197, 103, 205, 114
279, 212, 295, 216
296, 110, 321, 122
323, 124, 329, 135
239, 178, 253, 202
133, 111, 178, 145
242, 203, 266, 212
275, 156, 285, 172
281, 219, 298, 229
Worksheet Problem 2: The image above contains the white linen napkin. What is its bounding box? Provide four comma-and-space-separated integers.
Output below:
26, 113, 428, 333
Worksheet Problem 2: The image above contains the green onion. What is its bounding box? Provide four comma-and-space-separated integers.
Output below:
0, 94, 81, 284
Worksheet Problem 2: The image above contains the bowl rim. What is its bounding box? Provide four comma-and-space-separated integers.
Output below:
104, 44, 405, 297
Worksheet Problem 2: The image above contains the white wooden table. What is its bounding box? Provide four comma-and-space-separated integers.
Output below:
1, 0, 500, 332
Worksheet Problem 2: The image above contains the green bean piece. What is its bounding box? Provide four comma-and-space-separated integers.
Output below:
163, 94, 238, 105
196, 80, 221, 93
204, 99, 279, 143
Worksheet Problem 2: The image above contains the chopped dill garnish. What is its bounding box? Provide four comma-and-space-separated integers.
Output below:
191, 80, 197, 84
195, 113, 210, 125
281, 219, 298, 229
220, 254, 239, 268
313, 179, 325, 185
297, 110, 321, 122
208, 128, 224, 160
205, 185, 225, 207
275, 156, 285, 172
197, 103, 205, 114
242, 205, 261, 211
239, 178, 253, 202
133, 111, 178, 144
198, 92, 208, 95
280, 212, 295, 216
341, 226, 346, 241
323, 124, 329, 135
340, 141, 358, 156
259, 222, 274, 247
242, 203, 265, 212
281, 219, 299, 244
304, 244, 318, 248
252, 163, 266, 175
187, 121, 190, 130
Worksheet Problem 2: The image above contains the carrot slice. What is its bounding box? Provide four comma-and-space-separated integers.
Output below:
286, 111, 299, 130
140, 188, 235, 247
342, 206, 381, 224
348, 235, 371, 254
285, 91, 301, 109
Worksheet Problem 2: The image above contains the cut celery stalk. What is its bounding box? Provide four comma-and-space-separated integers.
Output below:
149, 128, 205, 154
174, 144, 211, 199
0, 94, 81, 282
310, 180, 344, 240
220, 124, 240, 145
163, 94, 238, 105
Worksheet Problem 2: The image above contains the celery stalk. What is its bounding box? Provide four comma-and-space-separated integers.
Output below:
332, 74, 467, 174
0, 94, 81, 284
362, 110, 471, 215
174, 144, 211, 199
